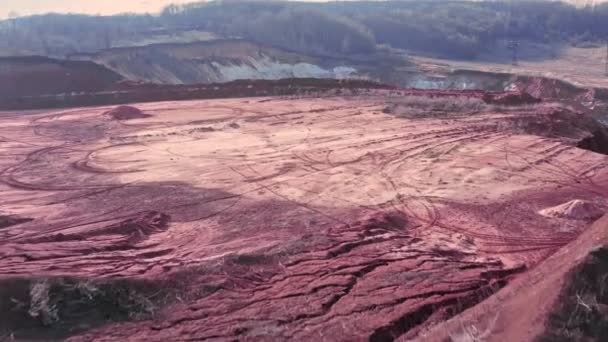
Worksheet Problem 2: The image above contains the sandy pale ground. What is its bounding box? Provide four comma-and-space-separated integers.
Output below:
0, 92, 607, 340
415, 45, 608, 89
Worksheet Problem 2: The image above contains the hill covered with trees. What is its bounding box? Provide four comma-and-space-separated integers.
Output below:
1, 0, 607, 60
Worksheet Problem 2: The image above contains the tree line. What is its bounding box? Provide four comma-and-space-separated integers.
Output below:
1, 1, 608, 59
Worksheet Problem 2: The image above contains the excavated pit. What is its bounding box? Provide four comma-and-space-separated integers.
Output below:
0, 87, 607, 341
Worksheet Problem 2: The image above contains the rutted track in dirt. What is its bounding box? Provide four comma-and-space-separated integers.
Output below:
0, 91, 607, 341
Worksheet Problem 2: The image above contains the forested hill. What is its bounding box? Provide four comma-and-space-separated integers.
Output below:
1, 0, 608, 60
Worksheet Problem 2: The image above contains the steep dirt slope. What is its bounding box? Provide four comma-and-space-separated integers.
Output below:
0, 90, 606, 341
93, 40, 359, 84
0, 56, 123, 100
417, 213, 608, 342
0, 78, 390, 111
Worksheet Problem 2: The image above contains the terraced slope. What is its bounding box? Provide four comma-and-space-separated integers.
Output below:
93, 40, 359, 85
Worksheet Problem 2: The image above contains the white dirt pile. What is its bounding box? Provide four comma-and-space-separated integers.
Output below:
539, 200, 604, 220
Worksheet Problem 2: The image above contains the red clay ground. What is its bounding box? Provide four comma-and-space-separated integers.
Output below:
0, 89, 606, 341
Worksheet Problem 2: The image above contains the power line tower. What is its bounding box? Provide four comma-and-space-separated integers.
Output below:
508, 40, 520, 66
505, 0, 519, 66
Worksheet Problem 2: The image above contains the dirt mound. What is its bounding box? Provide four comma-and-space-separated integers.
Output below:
539, 200, 604, 220
482, 90, 541, 106
517, 76, 585, 101
105, 106, 151, 120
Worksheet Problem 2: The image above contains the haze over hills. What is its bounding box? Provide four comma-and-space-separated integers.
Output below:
2, 0, 607, 19
0, 0, 194, 19
1, 0, 607, 83
0, 0, 370, 19
0, 0, 607, 96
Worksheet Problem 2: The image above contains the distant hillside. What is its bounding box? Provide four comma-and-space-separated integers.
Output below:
0, 56, 122, 99
1, 1, 607, 61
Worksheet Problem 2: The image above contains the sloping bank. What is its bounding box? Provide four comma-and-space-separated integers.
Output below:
0, 78, 392, 111
416, 212, 608, 342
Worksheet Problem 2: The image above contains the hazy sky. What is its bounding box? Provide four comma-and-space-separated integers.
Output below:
0, 0, 346, 19
0, 0, 602, 19
0, 0, 202, 19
